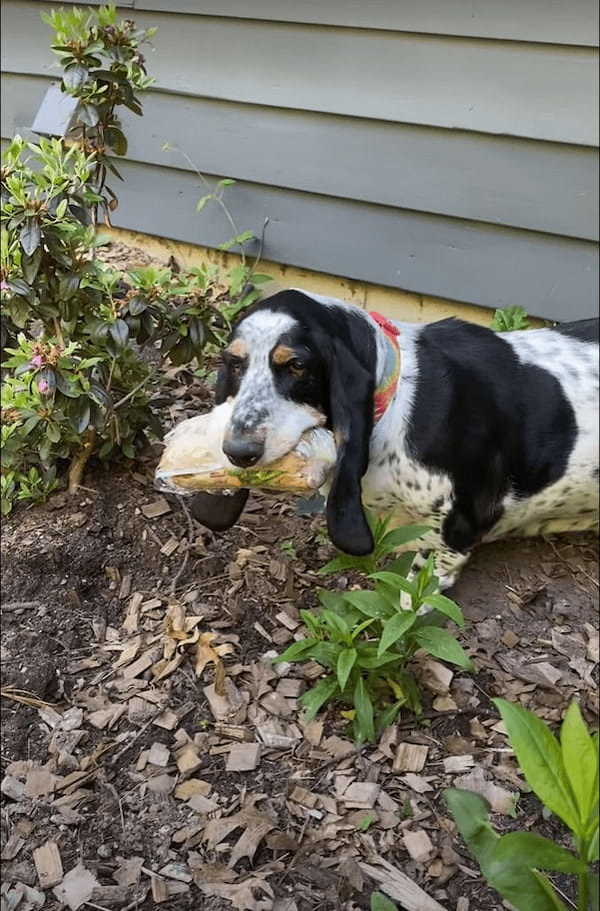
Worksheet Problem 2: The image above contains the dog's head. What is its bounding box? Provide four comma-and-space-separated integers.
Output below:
191, 290, 379, 554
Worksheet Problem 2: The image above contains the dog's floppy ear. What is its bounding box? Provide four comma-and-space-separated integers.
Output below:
326, 337, 374, 556
188, 358, 250, 532
189, 488, 249, 531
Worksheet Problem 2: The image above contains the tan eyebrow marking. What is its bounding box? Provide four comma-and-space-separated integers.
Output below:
227, 338, 247, 358
272, 345, 297, 365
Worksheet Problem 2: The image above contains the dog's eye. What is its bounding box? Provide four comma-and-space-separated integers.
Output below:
288, 358, 305, 375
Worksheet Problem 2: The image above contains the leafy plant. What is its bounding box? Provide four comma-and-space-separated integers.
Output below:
490, 305, 530, 332
445, 700, 599, 911
42, 3, 155, 221
1, 7, 264, 512
275, 517, 472, 742
319, 513, 431, 577
162, 142, 272, 325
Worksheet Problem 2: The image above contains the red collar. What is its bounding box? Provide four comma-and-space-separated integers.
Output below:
368, 311, 401, 423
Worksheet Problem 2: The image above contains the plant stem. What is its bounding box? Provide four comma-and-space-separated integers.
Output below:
575, 836, 590, 911
68, 427, 96, 494
577, 869, 589, 911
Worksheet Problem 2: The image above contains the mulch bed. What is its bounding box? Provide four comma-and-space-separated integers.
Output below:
1, 242, 598, 911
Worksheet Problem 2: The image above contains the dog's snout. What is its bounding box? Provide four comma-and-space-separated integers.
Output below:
223, 437, 264, 468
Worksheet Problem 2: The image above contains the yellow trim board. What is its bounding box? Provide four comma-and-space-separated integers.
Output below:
102, 226, 532, 327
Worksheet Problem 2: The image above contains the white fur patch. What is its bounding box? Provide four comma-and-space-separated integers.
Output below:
228, 309, 324, 463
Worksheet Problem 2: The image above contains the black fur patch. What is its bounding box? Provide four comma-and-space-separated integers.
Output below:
407, 319, 578, 553
553, 318, 599, 344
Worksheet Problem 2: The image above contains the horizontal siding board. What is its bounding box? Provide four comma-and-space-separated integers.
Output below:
4, 1, 598, 145
80, 159, 600, 321
131, 0, 600, 47
3, 73, 598, 242
22, 0, 599, 46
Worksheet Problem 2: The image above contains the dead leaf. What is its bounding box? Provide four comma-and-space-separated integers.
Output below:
226, 743, 261, 772
359, 856, 446, 911
33, 841, 63, 888
454, 765, 518, 815
196, 632, 234, 678
112, 856, 144, 887
402, 829, 434, 864
203, 798, 276, 867
393, 743, 429, 773
196, 874, 275, 910
52, 863, 99, 910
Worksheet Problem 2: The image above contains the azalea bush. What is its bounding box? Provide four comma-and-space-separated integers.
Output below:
0, 5, 269, 514
275, 516, 473, 742
446, 700, 598, 911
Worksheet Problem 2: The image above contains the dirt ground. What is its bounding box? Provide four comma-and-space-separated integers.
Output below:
1, 244, 598, 911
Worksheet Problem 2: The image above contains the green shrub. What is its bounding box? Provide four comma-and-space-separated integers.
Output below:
0, 6, 269, 513
274, 516, 472, 742
445, 700, 599, 911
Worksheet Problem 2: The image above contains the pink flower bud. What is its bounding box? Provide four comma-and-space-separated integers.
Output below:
31, 355, 44, 368
38, 379, 49, 394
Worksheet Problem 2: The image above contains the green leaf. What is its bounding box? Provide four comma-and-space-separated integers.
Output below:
78, 103, 99, 127
300, 675, 338, 721
46, 422, 61, 443
369, 571, 418, 599
378, 524, 430, 554
353, 677, 375, 743
7, 277, 31, 297
444, 789, 499, 871
20, 219, 41, 256
321, 609, 351, 640
337, 648, 357, 691
370, 893, 397, 911
587, 825, 599, 862
21, 248, 42, 283
384, 552, 416, 577
560, 701, 598, 831
343, 590, 391, 620
105, 126, 128, 156
63, 63, 88, 89
273, 639, 317, 663
196, 194, 213, 212
219, 230, 254, 251
378, 611, 416, 657
489, 833, 585, 874
413, 627, 473, 670
422, 593, 465, 627
318, 552, 375, 575
109, 319, 129, 347
493, 699, 580, 835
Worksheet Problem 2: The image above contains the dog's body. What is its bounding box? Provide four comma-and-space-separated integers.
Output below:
192, 290, 599, 588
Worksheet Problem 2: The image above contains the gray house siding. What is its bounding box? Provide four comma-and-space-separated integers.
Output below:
1, 0, 598, 319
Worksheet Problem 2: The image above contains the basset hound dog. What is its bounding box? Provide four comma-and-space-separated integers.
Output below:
190, 290, 599, 589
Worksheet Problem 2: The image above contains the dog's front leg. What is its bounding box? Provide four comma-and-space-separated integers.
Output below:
410, 541, 471, 592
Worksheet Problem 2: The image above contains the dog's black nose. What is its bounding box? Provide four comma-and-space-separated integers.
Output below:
223, 438, 264, 468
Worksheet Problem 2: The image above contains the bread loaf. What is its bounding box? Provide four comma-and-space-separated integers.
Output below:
155, 402, 336, 495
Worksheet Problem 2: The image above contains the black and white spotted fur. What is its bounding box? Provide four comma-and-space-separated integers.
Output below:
191, 290, 599, 589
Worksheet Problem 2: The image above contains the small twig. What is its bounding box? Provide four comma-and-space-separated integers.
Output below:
109, 711, 160, 765
1, 687, 56, 709
113, 376, 151, 410
104, 780, 126, 833
1, 601, 41, 611
169, 496, 196, 595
